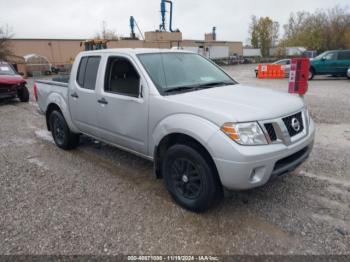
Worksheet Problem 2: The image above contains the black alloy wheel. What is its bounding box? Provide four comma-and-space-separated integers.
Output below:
162, 144, 223, 212
170, 158, 202, 200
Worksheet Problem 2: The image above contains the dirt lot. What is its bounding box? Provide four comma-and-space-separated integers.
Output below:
0, 64, 349, 255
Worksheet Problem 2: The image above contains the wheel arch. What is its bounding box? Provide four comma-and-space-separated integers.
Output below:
46, 103, 62, 131
153, 132, 221, 187
44, 93, 79, 133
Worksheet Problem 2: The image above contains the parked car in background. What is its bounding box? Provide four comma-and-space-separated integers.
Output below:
0, 61, 29, 102
309, 50, 350, 80
255, 59, 291, 78
35, 49, 315, 212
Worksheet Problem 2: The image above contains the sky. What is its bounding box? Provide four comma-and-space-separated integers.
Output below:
0, 0, 349, 43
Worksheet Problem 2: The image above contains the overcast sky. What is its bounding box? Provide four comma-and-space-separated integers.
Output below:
0, 0, 348, 42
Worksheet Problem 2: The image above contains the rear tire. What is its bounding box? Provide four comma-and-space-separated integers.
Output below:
162, 144, 223, 212
49, 110, 79, 150
18, 86, 29, 102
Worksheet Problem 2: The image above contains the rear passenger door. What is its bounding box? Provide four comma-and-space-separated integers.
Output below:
337, 51, 350, 74
69, 56, 101, 137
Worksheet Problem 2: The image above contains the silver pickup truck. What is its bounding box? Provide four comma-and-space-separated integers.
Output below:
35, 49, 315, 212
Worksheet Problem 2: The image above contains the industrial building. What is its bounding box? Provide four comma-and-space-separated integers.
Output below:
8, 34, 243, 66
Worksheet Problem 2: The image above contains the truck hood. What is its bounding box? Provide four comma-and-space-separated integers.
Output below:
0, 75, 26, 85
166, 84, 305, 123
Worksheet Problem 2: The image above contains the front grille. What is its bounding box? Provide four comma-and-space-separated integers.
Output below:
0, 84, 16, 94
264, 123, 277, 141
282, 112, 304, 137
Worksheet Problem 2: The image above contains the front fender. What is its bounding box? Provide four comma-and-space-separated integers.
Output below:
45, 93, 79, 133
151, 114, 220, 157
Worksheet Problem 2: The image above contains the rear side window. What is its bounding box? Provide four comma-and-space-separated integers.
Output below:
338, 51, 350, 60
77, 57, 88, 86
76, 56, 101, 90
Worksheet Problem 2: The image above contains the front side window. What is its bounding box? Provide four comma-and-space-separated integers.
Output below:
324, 52, 337, 61
137, 53, 235, 95
104, 57, 140, 97
76, 56, 101, 90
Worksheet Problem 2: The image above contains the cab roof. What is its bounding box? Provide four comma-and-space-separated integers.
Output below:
80, 48, 193, 56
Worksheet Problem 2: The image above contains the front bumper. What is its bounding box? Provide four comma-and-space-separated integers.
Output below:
0, 92, 17, 99
208, 118, 315, 190
0, 85, 19, 99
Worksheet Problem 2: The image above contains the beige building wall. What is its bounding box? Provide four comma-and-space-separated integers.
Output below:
8, 37, 243, 65
9, 39, 83, 65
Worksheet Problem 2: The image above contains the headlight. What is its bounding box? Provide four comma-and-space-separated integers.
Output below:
221, 122, 268, 145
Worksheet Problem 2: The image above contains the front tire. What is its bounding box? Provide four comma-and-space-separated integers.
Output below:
162, 144, 223, 212
18, 86, 29, 102
49, 111, 79, 150
308, 68, 315, 80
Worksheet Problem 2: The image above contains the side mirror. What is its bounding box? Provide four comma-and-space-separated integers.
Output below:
321, 57, 326, 61
19, 72, 24, 76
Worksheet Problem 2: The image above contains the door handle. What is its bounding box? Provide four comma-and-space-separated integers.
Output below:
97, 98, 108, 105
71, 92, 79, 98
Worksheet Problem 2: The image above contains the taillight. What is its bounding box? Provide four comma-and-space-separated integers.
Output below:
33, 83, 38, 101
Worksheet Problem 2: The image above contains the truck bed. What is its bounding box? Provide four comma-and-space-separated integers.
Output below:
36, 79, 69, 113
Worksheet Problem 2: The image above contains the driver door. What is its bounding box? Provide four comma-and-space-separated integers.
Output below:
319, 52, 338, 74
96, 55, 149, 155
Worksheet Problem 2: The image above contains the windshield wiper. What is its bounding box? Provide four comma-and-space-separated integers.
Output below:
197, 81, 234, 88
164, 85, 199, 94
164, 81, 234, 95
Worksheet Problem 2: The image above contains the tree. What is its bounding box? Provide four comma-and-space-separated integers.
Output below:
0, 25, 13, 59
280, 6, 350, 52
95, 21, 119, 40
249, 16, 259, 48
248, 16, 280, 57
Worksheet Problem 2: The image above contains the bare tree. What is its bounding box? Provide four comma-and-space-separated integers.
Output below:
280, 6, 350, 51
95, 21, 119, 40
0, 25, 13, 59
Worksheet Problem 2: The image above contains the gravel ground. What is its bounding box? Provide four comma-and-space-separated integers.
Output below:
0, 65, 349, 255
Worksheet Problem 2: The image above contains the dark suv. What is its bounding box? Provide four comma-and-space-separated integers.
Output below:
309, 50, 350, 80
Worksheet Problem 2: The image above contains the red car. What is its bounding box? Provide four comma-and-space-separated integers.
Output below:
0, 61, 29, 102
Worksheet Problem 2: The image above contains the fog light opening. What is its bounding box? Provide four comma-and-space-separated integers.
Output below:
250, 166, 265, 183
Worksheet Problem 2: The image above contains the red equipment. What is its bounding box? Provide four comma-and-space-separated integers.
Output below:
288, 57, 310, 95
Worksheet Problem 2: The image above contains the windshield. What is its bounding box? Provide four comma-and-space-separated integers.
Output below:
137, 52, 236, 94
0, 64, 17, 75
